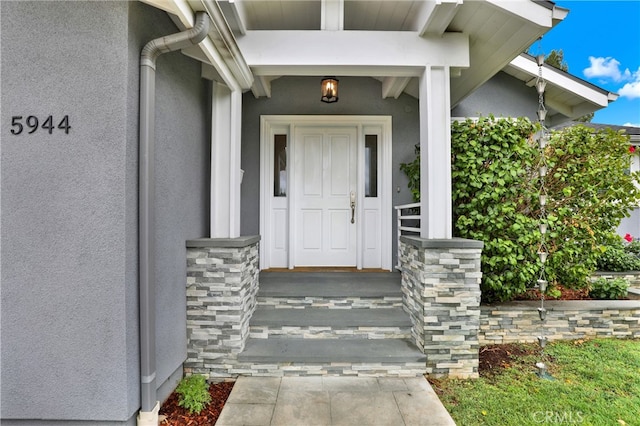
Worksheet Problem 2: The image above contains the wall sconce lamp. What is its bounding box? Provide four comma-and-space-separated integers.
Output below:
321, 77, 339, 103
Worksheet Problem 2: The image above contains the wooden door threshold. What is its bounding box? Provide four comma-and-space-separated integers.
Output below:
263, 267, 390, 273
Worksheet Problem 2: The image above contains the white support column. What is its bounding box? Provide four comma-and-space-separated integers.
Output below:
419, 66, 452, 239
229, 87, 242, 237
210, 82, 242, 238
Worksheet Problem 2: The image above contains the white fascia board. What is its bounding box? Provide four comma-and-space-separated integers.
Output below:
419, 0, 462, 37
146, 0, 252, 90
486, 0, 554, 28
141, 0, 195, 25
509, 55, 610, 107
237, 31, 469, 76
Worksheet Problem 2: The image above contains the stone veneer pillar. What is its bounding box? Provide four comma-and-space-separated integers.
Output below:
399, 236, 483, 379
184, 236, 260, 377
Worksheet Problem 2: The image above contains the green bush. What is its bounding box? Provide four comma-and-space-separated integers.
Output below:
588, 277, 629, 299
625, 240, 640, 256
400, 118, 640, 302
596, 240, 640, 272
175, 375, 211, 414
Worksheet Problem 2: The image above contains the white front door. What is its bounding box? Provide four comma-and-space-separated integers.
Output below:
293, 126, 357, 266
260, 115, 393, 271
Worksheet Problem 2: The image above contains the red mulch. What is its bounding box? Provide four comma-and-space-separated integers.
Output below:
160, 381, 234, 426
515, 284, 591, 301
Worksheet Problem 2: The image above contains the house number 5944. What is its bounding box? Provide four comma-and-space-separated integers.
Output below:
10, 115, 71, 135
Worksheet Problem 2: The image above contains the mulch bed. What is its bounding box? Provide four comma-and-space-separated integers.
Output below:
160, 381, 234, 426
515, 284, 591, 301
478, 343, 539, 378
428, 342, 542, 396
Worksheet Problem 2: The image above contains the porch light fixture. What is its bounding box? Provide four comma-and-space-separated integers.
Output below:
321, 77, 339, 103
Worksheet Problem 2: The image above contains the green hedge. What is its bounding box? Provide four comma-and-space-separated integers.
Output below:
401, 117, 640, 302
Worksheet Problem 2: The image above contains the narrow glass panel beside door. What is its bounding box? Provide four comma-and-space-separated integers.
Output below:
274, 134, 287, 196
365, 135, 378, 197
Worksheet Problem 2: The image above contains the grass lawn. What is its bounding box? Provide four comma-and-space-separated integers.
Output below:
430, 339, 640, 426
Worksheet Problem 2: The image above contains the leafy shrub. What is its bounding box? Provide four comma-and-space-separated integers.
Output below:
175, 375, 211, 414
400, 118, 640, 302
543, 126, 640, 288
596, 240, 640, 272
588, 277, 629, 300
625, 240, 640, 257
450, 117, 540, 302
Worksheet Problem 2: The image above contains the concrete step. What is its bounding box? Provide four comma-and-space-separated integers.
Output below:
259, 271, 401, 297
249, 306, 413, 339
257, 271, 404, 309
235, 338, 427, 377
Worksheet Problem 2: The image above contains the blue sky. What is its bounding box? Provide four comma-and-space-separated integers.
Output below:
529, 1, 640, 126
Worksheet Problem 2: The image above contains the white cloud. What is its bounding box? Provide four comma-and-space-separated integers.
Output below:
583, 56, 632, 82
620, 81, 640, 99
624, 123, 640, 128
618, 67, 640, 100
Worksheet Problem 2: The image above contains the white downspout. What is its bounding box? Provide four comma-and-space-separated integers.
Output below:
137, 11, 210, 426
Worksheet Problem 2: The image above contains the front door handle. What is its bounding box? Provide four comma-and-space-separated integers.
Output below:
350, 191, 356, 224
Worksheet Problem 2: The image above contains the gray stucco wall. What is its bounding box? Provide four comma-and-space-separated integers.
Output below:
1, 2, 209, 423
241, 76, 419, 267
618, 207, 640, 238
452, 71, 538, 121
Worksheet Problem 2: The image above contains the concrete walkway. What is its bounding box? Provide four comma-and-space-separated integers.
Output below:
215, 376, 456, 426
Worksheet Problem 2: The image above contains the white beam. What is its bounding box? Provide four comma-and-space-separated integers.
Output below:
419, 0, 461, 37
545, 98, 574, 118
251, 76, 273, 98
381, 77, 411, 99
419, 66, 452, 239
238, 31, 469, 75
321, 0, 344, 30
217, 0, 248, 35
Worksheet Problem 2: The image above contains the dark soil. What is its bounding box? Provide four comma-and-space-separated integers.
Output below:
478, 343, 539, 377
160, 381, 234, 426
428, 343, 542, 396
515, 284, 591, 301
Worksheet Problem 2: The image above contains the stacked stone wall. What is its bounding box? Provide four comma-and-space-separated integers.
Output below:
184, 237, 260, 377
399, 237, 483, 379
480, 300, 640, 344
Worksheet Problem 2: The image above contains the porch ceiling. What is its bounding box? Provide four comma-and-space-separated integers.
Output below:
148, 0, 567, 104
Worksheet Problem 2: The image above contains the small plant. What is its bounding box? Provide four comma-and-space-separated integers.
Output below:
175, 375, 211, 414
588, 277, 629, 300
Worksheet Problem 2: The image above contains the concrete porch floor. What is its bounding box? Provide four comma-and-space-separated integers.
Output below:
215, 376, 456, 426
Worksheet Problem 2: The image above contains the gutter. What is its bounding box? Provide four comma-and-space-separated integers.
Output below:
137, 11, 210, 426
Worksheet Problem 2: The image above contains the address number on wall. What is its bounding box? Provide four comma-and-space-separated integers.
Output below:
10, 115, 71, 135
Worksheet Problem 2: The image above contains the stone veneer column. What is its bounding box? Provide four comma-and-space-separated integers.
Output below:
184, 236, 260, 377
399, 236, 483, 379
